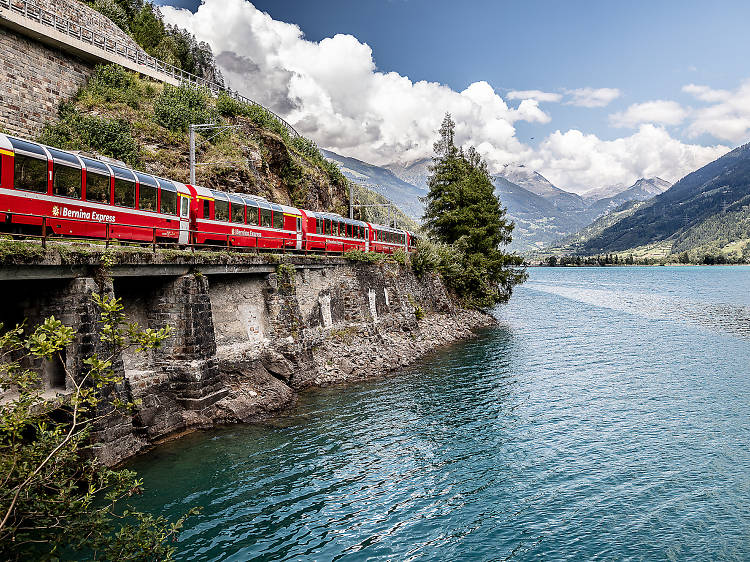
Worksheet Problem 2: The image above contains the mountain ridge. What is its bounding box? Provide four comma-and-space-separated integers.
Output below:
569, 143, 747, 257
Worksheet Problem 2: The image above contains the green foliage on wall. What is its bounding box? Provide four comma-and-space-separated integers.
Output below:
154, 84, 216, 133
39, 102, 141, 167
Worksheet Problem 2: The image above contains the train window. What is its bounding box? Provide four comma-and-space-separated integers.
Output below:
260, 208, 272, 227
138, 183, 157, 211
180, 196, 189, 217
52, 164, 81, 198
14, 153, 48, 193
86, 171, 111, 203
231, 202, 244, 223
114, 178, 135, 208
273, 211, 283, 229
316, 219, 323, 234
214, 199, 229, 222
246, 204, 259, 225
160, 189, 178, 215
324, 219, 331, 234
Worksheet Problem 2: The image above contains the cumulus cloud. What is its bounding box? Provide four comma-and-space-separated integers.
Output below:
161, 0, 546, 167
507, 89, 562, 103
683, 81, 750, 143
526, 125, 728, 192
161, 0, 730, 192
609, 100, 688, 128
682, 84, 731, 103
564, 87, 621, 108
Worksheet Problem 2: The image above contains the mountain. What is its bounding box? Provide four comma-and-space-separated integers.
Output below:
586, 177, 671, 217
572, 144, 748, 256
549, 199, 651, 253
492, 176, 591, 252
581, 183, 629, 202
500, 175, 671, 253
321, 150, 427, 220
385, 158, 431, 190
496, 164, 585, 211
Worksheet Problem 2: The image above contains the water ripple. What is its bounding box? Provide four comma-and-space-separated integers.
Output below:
127, 266, 750, 561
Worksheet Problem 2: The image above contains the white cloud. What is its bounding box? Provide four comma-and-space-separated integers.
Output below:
507, 89, 562, 103
161, 0, 543, 167
683, 81, 750, 143
682, 84, 731, 103
564, 87, 621, 108
527, 125, 728, 192
609, 100, 688, 128
161, 0, 731, 192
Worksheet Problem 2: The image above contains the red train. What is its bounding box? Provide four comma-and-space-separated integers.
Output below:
0, 134, 418, 254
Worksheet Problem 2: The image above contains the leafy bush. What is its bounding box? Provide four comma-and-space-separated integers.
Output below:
391, 249, 408, 266
0, 295, 197, 559
38, 103, 141, 166
216, 93, 288, 136
83, 64, 142, 108
411, 239, 452, 277
344, 249, 385, 263
154, 84, 215, 132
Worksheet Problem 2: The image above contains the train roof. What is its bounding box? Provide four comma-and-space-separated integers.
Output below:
307, 210, 368, 227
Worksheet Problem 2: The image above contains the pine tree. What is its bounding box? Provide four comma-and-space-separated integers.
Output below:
421, 113, 526, 309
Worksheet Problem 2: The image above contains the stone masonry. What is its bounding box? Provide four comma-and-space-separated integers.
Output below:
0, 259, 495, 466
0, 26, 92, 137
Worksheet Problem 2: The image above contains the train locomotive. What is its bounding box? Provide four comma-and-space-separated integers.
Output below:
0, 134, 418, 254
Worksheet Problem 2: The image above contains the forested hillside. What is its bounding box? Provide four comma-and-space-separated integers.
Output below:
575, 143, 749, 258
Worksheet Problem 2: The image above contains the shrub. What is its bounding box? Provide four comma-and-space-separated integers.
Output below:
391, 249, 408, 266
154, 84, 215, 133
0, 295, 197, 559
90, 0, 130, 33
411, 239, 447, 277
38, 104, 141, 166
81, 64, 143, 109
344, 249, 384, 263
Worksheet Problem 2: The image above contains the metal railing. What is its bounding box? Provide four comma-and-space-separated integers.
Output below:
0, 0, 300, 138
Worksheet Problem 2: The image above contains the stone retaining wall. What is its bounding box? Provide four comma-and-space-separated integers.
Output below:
0, 260, 495, 465
0, 26, 92, 137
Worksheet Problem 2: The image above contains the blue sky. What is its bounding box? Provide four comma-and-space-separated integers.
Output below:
155, 0, 748, 192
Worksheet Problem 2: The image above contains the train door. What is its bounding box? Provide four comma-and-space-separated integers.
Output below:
178, 195, 190, 244
365, 227, 370, 252
296, 216, 302, 250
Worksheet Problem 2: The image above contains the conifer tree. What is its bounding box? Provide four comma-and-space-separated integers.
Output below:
421, 114, 526, 308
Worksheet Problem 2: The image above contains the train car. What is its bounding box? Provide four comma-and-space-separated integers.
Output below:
0, 134, 190, 244
406, 231, 419, 252
190, 187, 301, 250
302, 211, 369, 253
0, 133, 413, 255
369, 223, 408, 254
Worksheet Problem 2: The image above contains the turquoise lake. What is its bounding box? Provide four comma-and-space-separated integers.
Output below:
127, 266, 750, 560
